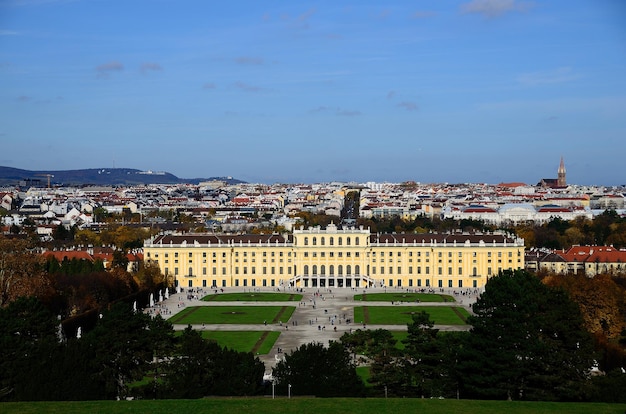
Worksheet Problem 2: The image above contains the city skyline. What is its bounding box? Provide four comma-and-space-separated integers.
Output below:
1, 1, 625, 186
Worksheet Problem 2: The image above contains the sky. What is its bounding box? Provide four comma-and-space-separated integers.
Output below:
1, 0, 625, 186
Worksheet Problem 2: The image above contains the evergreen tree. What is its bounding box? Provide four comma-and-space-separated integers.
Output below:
273, 341, 365, 397
459, 269, 595, 401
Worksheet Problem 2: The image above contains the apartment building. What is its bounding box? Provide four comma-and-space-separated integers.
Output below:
144, 223, 525, 290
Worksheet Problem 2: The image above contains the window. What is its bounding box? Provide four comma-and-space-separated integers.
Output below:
304, 237, 308, 246
347, 237, 351, 245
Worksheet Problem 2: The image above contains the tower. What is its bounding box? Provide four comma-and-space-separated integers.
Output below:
557, 156, 566, 187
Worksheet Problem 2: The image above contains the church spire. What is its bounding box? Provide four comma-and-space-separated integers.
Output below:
557, 156, 566, 187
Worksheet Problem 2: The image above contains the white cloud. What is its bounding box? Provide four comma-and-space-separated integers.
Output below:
234, 56, 264, 65
96, 61, 124, 78
461, 0, 533, 18
397, 101, 418, 111
140, 62, 162, 74
516, 67, 579, 86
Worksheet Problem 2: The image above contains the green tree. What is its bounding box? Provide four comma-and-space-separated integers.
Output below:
273, 341, 365, 397
82, 303, 159, 399
459, 269, 595, 401
0, 297, 59, 400
163, 326, 264, 398
401, 311, 442, 397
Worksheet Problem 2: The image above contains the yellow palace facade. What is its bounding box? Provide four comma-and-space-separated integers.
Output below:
143, 224, 524, 290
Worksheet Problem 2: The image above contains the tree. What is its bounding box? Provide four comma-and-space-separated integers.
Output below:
163, 326, 264, 398
0, 237, 50, 307
273, 341, 365, 397
0, 297, 59, 400
458, 269, 595, 401
82, 303, 159, 399
401, 311, 443, 397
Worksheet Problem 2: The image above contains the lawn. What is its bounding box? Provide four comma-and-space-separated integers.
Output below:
198, 330, 280, 354
353, 306, 469, 325
169, 306, 295, 325
354, 292, 454, 302
2, 399, 624, 414
203, 292, 303, 302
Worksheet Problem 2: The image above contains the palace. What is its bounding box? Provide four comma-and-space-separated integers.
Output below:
143, 224, 524, 290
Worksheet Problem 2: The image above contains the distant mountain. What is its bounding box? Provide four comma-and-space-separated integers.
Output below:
0, 166, 244, 187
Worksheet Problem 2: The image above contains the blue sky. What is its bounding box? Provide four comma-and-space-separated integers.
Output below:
1, 0, 625, 185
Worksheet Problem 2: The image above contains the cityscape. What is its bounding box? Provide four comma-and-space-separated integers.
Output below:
1, 0, 626, 410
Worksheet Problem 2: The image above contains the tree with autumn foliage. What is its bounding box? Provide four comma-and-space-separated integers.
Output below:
542, 273, 626, 375
0, 236, 51, 307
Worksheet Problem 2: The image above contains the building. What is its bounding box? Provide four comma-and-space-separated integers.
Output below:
143, 223, 525, 290
538, 156, 567, 188
526, 245, 626, 277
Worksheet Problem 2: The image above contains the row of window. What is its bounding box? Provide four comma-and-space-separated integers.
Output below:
150, 250, 519, 259
165, 264, 507, 277
302, 236, 361, 246
179, 277, 479, 289
178, 279, 279, 288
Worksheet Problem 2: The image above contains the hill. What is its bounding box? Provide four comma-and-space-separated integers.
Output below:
0, 166, 244, 187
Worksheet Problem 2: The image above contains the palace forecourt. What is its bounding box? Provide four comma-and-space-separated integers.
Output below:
144, 223, 525, 291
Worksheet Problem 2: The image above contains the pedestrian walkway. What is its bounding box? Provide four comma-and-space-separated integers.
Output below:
145, 286, 481, 371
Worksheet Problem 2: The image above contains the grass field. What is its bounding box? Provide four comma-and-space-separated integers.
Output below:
354, 306, 469, 325
202, 292, 303, 302
354, 292, 454, 302
169, 306, 295, 325
198, 330, 280, 354
2, 398, 624, 414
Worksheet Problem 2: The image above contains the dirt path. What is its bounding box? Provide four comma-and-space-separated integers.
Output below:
362, 306, 370, 324
451, 306, 468, 323
251, 331, 270, 354
272, 306, 288, 323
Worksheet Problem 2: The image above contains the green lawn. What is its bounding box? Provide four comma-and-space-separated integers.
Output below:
354, 292, 454, 302
198, 330, 280, 354
354, 306, 469, 325
390, 331, 408, 349
203, 292, 303, 302
2, 399, 624, 414
169, 306, 295, 325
